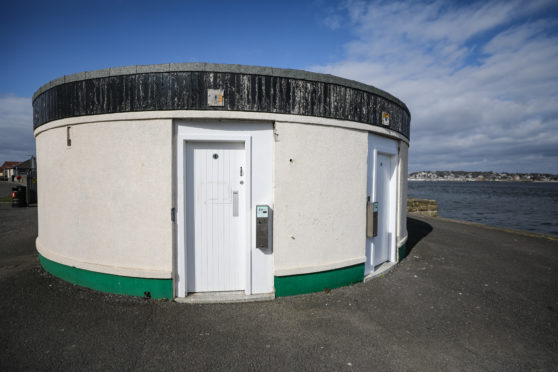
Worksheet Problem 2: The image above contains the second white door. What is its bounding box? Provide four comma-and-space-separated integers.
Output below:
185, 141, 246, 292
373, 153, 392, 266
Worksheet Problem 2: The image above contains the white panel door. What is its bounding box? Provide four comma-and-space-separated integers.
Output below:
185, 141, 246, 292
373, 153, 391, 266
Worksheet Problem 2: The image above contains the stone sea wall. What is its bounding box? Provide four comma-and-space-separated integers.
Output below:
407, 198, 438, 217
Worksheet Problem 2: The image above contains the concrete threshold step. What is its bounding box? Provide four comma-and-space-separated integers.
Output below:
175, 291, 274, 304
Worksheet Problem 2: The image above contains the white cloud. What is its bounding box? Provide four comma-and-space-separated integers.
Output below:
0, 94, 35, 163
310, 0, 558, 173
323, 13, 342, 30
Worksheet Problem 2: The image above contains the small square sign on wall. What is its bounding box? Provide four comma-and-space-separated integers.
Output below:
382, 112, 390, 126
208, 89, 224, 106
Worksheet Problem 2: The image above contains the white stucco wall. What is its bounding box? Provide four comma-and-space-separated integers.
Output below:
273, 122, 368, 276
33, 109, 408, 284
36, 119, 173, 278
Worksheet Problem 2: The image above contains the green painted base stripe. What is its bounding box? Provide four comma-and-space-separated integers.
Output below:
274, 263, 364, 297
39, 254, 173, 299
398, 243, 409, 262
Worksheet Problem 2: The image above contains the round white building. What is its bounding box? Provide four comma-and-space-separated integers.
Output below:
32, 63, 411, 300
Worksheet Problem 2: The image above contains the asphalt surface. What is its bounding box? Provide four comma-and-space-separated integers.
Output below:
1, 185, 557, 370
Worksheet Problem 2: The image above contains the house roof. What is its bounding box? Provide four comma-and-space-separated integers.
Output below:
0, 161, 21, 171
14, 157, 36, 170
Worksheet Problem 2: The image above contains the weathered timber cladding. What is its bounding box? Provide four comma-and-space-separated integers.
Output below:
33, 70, 410, 138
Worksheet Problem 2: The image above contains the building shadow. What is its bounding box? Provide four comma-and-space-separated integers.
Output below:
402, 216, 433, 260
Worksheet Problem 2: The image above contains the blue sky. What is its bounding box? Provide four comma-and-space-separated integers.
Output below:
1, 0, 557, 173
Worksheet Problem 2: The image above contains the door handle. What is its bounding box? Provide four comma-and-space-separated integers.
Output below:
232, 191, 239, 216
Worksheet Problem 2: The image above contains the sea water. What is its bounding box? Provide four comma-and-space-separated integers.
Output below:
408, 181, 558, 236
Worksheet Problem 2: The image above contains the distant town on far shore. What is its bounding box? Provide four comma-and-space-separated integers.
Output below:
409, 171, 558, 182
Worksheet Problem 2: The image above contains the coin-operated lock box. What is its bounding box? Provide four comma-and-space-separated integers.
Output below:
256, 205, 271, 249
366, 201, 379, 238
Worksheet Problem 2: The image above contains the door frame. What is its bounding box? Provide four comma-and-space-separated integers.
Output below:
175, 133, 252, 297
366, 135, 398, 275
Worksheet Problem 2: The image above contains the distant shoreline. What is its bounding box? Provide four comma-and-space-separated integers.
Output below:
408, 179, 558, 183
408, 171, 558, 182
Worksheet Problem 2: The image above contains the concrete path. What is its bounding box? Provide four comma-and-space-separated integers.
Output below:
1, 207, 557, 371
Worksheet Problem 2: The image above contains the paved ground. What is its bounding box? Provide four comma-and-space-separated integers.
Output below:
1, 195, 557, 370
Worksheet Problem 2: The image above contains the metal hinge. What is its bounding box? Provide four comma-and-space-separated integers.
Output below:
171, 208, 176, 223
